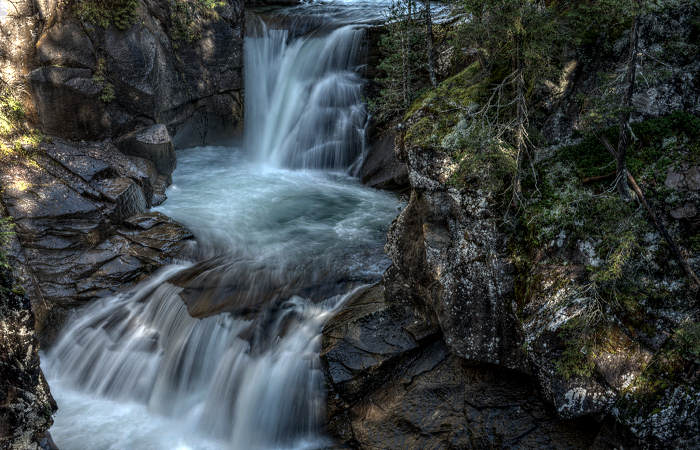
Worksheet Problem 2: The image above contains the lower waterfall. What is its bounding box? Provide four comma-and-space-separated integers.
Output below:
43, 5, 401, 449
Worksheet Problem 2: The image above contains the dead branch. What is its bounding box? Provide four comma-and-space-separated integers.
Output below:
626, 173, 700, 291
582, 172, 616, 184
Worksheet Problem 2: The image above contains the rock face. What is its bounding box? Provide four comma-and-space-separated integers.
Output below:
358, 130, 408, 190
0, 140, 194, 344
0, 266, 56, 450
322, 285, 600, 448
384, 144, 520, 367
1, 0, 244, 143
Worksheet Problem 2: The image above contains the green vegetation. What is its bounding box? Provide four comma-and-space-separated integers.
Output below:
372, 0, 430, 122
1, 86, 44, 157
0, 217, 14, 269
555, 317, 599, 380
0, 87, 25, 138
93, 58, 116, 103
170, 0, 224, 46
375, 0, 699, 399
75, 0, 139, 30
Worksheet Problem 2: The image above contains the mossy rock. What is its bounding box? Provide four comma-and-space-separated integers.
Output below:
402, 62, 515, 193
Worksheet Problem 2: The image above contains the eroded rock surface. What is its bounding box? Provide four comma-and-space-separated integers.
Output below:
384, 144, 521, 367
1, 0, 244, 143
0, 140, 193, 343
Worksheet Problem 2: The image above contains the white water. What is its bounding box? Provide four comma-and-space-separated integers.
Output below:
245, 24, 367, 170
44, 3, 402, 449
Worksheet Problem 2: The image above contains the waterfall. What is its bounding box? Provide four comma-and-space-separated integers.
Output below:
43, 6, 402, 450
245, 23, 367, 170
46, 265, 358, 449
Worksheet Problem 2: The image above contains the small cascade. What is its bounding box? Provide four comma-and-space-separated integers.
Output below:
47, 265, 362, 448
245, 23, 368, 170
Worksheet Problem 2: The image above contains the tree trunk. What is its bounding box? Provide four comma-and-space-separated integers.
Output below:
423, 0, 437, 87
513, 32, 526, 204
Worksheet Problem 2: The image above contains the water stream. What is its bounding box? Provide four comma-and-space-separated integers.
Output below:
43, 2, 402, 449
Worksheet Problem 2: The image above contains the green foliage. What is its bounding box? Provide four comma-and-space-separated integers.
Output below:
93, 58, 116, 103
555, 316, 603, 380
75, 0, 139, 30
0, 217, 14, 269
673, 321, 700, 364
169, 0, 223, 46
556, 338, 597, 380
1, 87, 44, 155
403, 62, 486, 146
0, 88, 25, 138
401, 62, 518, 195
554, 0, 636, 50
453, 0, 563, 81
562, 112, 700, 179
620, 319, 699, 414
372, 0, 430, 123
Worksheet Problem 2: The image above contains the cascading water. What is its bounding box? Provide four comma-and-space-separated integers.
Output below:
43, 3, 401, 449
245, 24, 368, 170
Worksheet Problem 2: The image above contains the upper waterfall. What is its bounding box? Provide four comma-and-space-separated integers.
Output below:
245, 23, 367, 170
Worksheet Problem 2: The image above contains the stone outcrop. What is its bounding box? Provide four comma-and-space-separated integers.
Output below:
0, 139, 194, 344
0, 266, 56, 450
358, 130, 408, 190
384, 143, 520, 367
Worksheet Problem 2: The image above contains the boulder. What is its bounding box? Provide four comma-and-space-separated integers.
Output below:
35, 19, 95, 69
359, 130, 408, 190
384, 144, 521, 367
115, 124, 176, 179
28, 67, 117, 140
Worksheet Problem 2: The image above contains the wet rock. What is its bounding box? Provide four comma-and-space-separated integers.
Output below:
0, 266, 56, 449
97, 177, 148, 221
115, 124, 176, 179
170, 256, 363, 319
